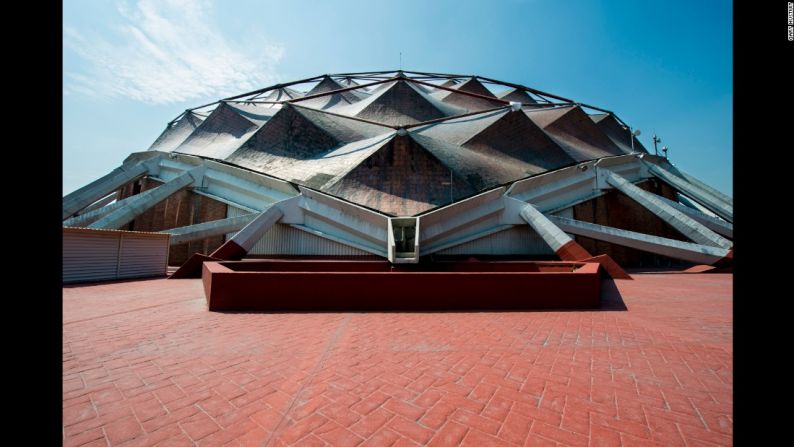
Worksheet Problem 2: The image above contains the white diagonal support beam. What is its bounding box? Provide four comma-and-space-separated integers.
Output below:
643, 161, 733, 222
672, 167, 733, 206
63, 158, 159, 220
519, 203, 575, 252
228, 206, 283, 252
507, 154, 651, 213
136, 152, 300, 213
652, 194, 732, 239
677, 193, 712, 214
63, 194, 136, 227
518, 201, 591, 260
209, 197, 297, 259
548, 215, 731, 266
162, 213, 257, 245
81, 191, 119, 214
604, 170, 731, 249
170, 197, 296, 277
88, 167, 204, 230
296, 187, 389, 257
418, 188, 506, 255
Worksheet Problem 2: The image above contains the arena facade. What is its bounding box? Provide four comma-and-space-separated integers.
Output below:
62, 70, 733, 272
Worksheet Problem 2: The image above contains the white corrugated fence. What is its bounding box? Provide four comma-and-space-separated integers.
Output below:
63, 227, 170, 284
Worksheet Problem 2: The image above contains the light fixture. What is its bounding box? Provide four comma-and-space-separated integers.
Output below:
628, 128, 641, 152
652, 134, 662, 156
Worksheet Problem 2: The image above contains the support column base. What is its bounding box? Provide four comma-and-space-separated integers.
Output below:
555, 240, 633, 280
170, 253, 222, 279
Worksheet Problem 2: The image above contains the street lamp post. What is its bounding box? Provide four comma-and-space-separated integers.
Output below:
626, 126, 641, 153
631, 128, 641, 152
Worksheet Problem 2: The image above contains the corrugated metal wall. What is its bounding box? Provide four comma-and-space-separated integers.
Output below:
224, 206, 567, 257
437, 225, 554, 255
226, 206, 371, 256
118, 236, 169, 278
63, 228, 170, 284
63, 231, 120, 283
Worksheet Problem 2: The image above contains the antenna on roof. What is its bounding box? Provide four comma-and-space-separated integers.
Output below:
399, 52, 402, 70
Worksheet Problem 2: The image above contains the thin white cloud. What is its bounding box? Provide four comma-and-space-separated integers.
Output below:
64, 0, 284, 104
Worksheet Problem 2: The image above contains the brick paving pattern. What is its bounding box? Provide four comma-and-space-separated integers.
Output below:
63, 273, 732, 446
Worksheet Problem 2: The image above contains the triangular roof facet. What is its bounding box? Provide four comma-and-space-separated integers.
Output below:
228, 104, 389, 160
524, 106, 625, 161
259, 87, 304, 102
225, 104, 392, 186
496, 88, 538, 105
303, 76, 365, 104
589, 113, 648, 154
462, 109, 578, 174
432, 78, 504, 111
323, 135, 478, 216
336, 80, 467, 126
148, 111, 205, 152
173, 102, 277, 159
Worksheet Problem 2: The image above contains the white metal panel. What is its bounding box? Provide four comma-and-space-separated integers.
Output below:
63, 228, 169, 284
226, 206, 370, 256
63, 232, 120, 283
437, 225, 554, 255
251, 223, 372, 256
118, 236, 169, 279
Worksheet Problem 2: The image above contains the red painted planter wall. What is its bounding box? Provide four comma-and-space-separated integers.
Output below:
202, 261, 602, 312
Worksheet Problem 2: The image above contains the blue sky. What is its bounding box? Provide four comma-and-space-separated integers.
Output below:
63, 0, 732, 196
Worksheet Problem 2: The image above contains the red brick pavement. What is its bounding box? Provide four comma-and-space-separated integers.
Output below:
63, 272, 732, 446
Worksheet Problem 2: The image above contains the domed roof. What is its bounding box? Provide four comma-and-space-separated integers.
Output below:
149, 70, 647, 216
